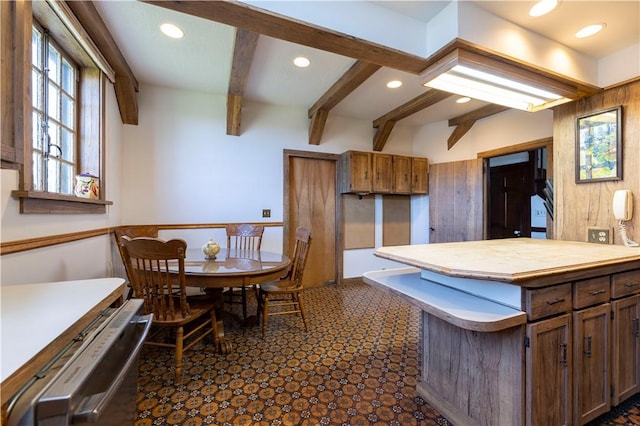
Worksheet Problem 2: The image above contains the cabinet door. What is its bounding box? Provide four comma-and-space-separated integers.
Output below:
372, 153, 392, 193
340, 151, 371, 193
526, 314, 571, 426
611, 295, 640, 405
411, 157, 428, 194
573, 303, 610, 425
392, 155, 412, 194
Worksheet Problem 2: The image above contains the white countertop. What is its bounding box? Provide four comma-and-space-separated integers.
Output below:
1, 278, 124, 384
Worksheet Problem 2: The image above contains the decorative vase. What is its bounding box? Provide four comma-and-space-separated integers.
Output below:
202, 240, 221, 259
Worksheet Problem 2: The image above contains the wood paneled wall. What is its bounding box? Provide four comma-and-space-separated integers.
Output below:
554, 80, 640, 244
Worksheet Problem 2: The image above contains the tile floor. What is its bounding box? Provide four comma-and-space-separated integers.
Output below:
135, 280, 640, 425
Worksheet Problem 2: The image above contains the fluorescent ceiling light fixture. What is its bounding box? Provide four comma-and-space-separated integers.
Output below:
160, 23, 183, 39
293, 56, 310, 67
529, 0, 558, 17
420, 48, 576, 112
456, 97, 471, 104
386, 80, 402, 89
575, 23, 605, 38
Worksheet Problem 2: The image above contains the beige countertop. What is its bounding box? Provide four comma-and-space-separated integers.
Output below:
375, 238, 640, 284
1, 278, 124, 407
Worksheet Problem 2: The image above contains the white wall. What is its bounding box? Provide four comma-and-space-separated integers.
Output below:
1, 81, 555, 284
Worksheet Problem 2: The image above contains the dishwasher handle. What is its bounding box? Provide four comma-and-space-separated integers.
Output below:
72, 314, 152, 424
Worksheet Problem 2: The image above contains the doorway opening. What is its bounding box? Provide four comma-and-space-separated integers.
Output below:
487, 146, 548, 239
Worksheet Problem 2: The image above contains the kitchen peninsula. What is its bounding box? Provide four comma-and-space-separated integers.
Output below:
363, 238, 640, 426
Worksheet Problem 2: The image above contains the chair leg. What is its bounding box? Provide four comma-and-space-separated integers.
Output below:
175, 326, 184, 382
209, 309, 219, 351
262, 297, 269, 339
241, 286, 247, 320
297, 294, 309, 332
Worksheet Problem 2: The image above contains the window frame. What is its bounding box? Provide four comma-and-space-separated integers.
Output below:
5, 1, 112, 214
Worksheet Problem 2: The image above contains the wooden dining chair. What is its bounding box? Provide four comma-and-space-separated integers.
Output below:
258, 226, 312, 338
113, 225, 159, 299
120, 236, 218, 381
224, 223, 265, 320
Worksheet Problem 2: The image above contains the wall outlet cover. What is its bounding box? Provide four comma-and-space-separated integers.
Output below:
587, 227, 612, 244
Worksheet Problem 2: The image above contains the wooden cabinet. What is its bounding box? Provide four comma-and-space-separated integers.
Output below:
339, 150, 429, 195
392, 155, 411, 194
573, 303, 610, 425
339, 151, 371, 193
372, 153, 392, 193
526, 314, 572, 426
411, 157, 428, 194
611, 294, 640, 405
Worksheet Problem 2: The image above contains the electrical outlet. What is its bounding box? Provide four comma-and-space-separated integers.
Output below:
262, 209, 271, 218
587, 227, 611, 244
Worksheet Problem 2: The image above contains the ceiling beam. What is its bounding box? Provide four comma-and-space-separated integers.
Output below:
227, 29, 259, 136
371, 89, 452, 151
143, 1, 430, 74
446, 104, 510, 149
65, 1, 139, 125
308, 61, 381, 145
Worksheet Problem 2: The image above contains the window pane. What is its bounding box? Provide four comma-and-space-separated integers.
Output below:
32, 70, 43, 108
47, 158, 59, 192
32, 152, 43, 191
61, 94, 74, 129
61, 60, 75, 96
48, 82, 60, 121
48, 122, 60, 156
47, 45, 60, 84
32, 111, 44, 150
32, 28, 42, 68
61, 163, 74, 195
60, 128, 74, 161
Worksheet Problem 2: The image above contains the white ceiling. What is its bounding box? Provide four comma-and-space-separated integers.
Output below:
93, 1, 639, 127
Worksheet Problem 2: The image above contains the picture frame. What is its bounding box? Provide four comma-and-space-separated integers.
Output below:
576, 106, 622, 183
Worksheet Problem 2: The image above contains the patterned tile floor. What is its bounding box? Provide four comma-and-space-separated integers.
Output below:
135, 281, 640, 426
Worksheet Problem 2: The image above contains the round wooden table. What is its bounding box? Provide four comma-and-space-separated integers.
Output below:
179, 248, 290, 352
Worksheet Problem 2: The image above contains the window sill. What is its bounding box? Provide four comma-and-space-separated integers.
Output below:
11, 191, 113, 214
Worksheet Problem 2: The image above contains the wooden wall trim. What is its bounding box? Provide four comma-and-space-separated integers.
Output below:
1, 222, 285, 255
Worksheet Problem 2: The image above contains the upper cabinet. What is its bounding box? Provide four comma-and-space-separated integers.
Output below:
339, 151, 428, 195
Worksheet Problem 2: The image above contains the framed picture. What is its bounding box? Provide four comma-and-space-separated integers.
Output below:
576, 106, 622, 183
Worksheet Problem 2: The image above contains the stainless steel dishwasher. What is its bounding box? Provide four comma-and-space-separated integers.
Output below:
7, 298, 151, 426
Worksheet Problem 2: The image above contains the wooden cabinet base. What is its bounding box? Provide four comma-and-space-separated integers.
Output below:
418, 313, 524, 426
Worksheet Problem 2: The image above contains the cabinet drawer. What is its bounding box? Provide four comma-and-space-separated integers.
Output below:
612, 270, 640, 299
524, 283, 572, 321
572, 276, 610, 309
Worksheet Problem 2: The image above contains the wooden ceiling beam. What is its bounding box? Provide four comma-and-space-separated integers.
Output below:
227, 29, 259, 136
446, 104, 510, 149
143, 1, 429, 74
307, 60, 381, 145
370, 89, 452, 151
65, 1, 139, 125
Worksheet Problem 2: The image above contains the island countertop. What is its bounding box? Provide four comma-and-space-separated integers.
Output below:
375, 238, 640, 286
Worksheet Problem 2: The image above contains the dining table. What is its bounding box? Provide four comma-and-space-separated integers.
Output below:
176, 247, 291, 353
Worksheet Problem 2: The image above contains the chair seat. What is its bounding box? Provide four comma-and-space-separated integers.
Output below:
260, 280, 298, 293
151, 302, 215, 326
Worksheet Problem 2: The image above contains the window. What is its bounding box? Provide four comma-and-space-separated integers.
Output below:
4, 1, 113, 213
31, 23, 78, 195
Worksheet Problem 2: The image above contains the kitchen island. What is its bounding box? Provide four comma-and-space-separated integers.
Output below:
364, 238, 640, 426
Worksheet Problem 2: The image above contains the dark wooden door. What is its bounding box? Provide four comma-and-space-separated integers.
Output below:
428, 159, 484, 243
284, 151, 338, 288
488, 161, 533, 239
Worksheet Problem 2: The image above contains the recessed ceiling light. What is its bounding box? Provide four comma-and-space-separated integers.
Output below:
529, 0, 558, 17
160, 23, 184, 39
456, 97, 471, 104
386, 80, 402, 89
575, 23, 606, 39
293, 57, 310, 68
